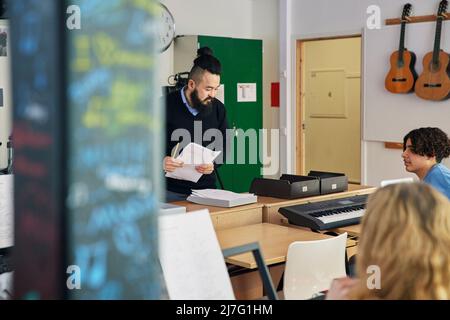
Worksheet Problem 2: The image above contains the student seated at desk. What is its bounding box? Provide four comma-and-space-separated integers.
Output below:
402, 127, 450, 199
327, 183, 450, 300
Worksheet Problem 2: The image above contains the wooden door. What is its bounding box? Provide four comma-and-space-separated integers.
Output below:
300, 37, 361, 183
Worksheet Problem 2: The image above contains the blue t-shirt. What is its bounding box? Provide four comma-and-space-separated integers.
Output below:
423, 163, 450, 200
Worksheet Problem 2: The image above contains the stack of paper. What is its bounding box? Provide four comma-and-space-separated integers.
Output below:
187, 189, 257, 208
165, 143, 221, 183
159, 202, 187, 215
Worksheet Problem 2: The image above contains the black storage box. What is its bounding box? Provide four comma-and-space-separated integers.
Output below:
307, 171, 348, 195
249, 174, 320, 199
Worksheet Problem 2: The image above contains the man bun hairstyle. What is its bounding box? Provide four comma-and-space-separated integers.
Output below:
189, 46, 221, 81
196, 46, 214, 57
403, 127, 450, 163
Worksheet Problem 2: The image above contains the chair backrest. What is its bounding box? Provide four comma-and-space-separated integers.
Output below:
283, 232, 348, 300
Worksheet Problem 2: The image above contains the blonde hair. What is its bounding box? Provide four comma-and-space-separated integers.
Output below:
350, 183, 450, 299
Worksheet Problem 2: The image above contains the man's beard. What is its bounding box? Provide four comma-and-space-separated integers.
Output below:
190, 89, 213, 117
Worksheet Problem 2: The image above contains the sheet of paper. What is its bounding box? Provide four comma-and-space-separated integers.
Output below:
166, 164, 202, 183
0, 271, 13, 300
191, 189, 255, 200
165, 143, 221, 183
0, 175, 13, 249
216, 84, 225, 104
237, 83, 257, 102
158, 209, 235, 300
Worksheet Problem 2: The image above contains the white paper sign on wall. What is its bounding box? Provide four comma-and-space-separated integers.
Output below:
237, 83, 257, 102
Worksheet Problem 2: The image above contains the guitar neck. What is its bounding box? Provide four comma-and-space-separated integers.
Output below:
398, 21, 406, 60
432, 18, 443, 65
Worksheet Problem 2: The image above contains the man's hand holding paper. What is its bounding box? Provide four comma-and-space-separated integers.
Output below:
163, 156, 184, 172
165, 143, 221, 183
195, 163, 214, 174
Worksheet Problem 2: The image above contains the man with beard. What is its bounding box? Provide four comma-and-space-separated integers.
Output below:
163, 47, 228, 201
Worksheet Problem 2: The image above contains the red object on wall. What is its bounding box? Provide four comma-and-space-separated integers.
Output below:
271, 82, 280, 107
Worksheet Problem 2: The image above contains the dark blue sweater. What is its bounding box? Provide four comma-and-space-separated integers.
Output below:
165, 90, 228, 195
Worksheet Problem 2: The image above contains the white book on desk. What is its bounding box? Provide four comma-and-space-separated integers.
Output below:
159, 202, 186, 215
187, 189, 257, 208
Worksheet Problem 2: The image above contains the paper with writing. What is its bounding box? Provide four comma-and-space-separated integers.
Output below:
158, 209, 234, 300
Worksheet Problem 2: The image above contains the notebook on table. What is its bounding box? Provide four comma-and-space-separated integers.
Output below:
187, 189, 257, 208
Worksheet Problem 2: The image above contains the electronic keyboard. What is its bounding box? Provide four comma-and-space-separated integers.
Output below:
278, 194, 368, 231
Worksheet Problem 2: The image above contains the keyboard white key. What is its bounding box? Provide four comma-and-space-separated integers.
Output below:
317, 209, 366, 224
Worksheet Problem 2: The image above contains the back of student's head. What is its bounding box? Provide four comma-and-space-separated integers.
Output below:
352, 182, 450, 299
403, 127, 450, 163
188, 47, 221, 82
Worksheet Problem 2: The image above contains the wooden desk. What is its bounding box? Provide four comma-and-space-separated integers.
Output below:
335, 224, 361, 237
171, 200, 264, 230
259, 184, 377, 225
332, 224, 361, 258
170, 185, 375, 231
216, 223, 331, 269
216, 222, 332, 299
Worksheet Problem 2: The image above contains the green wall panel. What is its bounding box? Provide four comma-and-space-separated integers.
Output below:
198, 36, 262, 192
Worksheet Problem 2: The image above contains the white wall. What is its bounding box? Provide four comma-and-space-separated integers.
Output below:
157, 0, 254, 90
252, 0, 280, 178
158, 0, 280, 177
290, 0, 439, 36
0, 20, 11, 170
280, 0, 446, 186
279, 0, 292, 176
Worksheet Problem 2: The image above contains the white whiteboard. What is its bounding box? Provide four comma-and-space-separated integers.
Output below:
363, 22, 450, 142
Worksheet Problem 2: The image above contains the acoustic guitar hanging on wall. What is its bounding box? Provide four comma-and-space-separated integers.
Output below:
385, 3, 418, 94
415, 0, 450, 101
